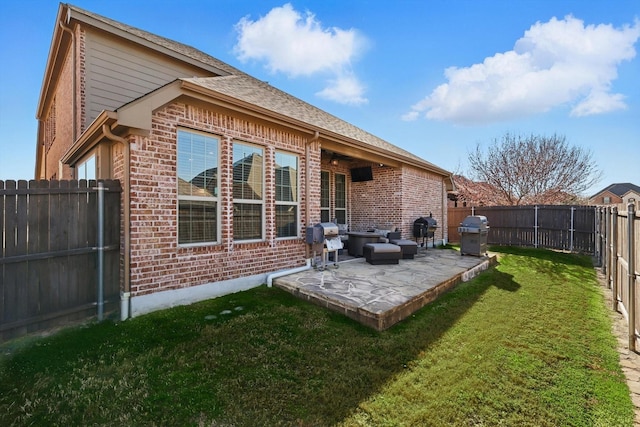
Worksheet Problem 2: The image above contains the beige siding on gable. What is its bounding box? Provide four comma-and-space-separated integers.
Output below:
84, 30, 213, 127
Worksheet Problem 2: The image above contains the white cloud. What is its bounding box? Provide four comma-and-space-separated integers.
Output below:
571, 91, 627, 117
316, 73, 368, 105
404, 16, 640, 124
234, 3, 368, 105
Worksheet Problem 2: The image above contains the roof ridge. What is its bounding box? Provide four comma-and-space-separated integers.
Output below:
593, 182, 640, 197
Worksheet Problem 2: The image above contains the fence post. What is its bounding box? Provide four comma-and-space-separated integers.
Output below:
612, 206, 618, 311
602, 207, 608, 276
629, 200, 636, 352
570, 206, 575, 253
602, 206, 611, 289
534, 206, 539, 248
97, 182, 105, 321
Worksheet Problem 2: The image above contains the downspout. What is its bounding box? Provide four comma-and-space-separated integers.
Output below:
266, 259, 312, 287
102, 124, 131, 320
59, 20, 77, 178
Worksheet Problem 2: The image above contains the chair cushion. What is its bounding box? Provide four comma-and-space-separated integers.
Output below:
390, 239, 418, 247
364, 243, 401, 253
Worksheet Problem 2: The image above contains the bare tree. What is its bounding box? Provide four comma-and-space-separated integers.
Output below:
468, 133, 602, 205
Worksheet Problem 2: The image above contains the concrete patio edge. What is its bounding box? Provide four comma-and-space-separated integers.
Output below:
274, 249, 497, 331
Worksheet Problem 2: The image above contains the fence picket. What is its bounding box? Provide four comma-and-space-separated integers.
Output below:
2, 181, 18, 328
27, 181, 44, 332
0, 179, 121, 341
0, 181, 4, 324
448, 205, 598, 254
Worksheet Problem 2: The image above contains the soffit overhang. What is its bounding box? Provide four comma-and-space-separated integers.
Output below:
60, 110, 118, 166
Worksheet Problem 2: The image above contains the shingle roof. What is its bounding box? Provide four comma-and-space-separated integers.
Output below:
182, 76, 441, 168
67, 4, 245, 77
592, 183, 640, 198
67, 3, 449, 176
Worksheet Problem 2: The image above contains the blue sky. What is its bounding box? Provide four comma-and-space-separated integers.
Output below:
1, 0, 638, 196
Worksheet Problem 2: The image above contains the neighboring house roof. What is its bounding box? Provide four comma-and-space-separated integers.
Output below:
452, 175, 584, 206
590, 183, 640, 199
451, 175, 509, 206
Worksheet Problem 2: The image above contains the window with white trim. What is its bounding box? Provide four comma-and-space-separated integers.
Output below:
233, 142, 264, 240
177, 129, 219, 245
320, 170, 330, 222
334, 173, 347, 224
275, 151, 298, 238
76, 154, 96, 180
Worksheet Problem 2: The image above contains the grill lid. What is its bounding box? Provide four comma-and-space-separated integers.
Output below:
459, 215, 489, 230
317, 222, 339, 237
414, 214, 438, 228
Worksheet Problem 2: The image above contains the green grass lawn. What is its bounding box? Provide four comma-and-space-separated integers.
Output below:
0, 247, 633, 426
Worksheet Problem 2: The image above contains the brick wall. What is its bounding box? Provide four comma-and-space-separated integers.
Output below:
41, 25, 84, 180
42, 43, 73, 179
588, 191, 623, 205
400, 165, 448, 242
350, 163, 403, 232
126, 102, 316, 297
326, 161, 447, 242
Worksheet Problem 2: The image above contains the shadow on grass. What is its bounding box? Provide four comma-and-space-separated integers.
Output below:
490, 245, 593, 267
0, 257, 520, 426
490, 245, 596, 284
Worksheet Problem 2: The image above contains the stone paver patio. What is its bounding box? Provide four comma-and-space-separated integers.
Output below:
273, 248, 497, 330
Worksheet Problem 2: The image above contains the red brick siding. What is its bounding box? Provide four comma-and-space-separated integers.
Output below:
127, 102, 316, 297
41, 25, 84, 180
110, 142, 126, 291
588, 190, 623, 205
321, 161, 447, 242
400, 165, 448, 242
350, 164, 404, 232
306, 140, 322, 225
42, 43, 74, 179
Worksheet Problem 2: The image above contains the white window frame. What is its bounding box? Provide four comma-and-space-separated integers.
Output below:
176, 128, 220, 247
275, 151, 299, 239
76, 153, 96, 180
334, 172, 347, 225
232, 141, 265, 242
320, 170, 330, 223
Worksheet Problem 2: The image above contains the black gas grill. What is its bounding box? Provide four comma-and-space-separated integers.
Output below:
413, 214, 438, 248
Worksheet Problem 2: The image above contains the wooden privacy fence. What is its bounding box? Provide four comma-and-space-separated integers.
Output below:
448, 205, 597, 253
1, 180, 121, 342
601, 202, 639, 351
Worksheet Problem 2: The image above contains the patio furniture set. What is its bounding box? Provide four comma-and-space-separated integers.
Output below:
309, 222, 427, 268
346, 229, 418, 265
